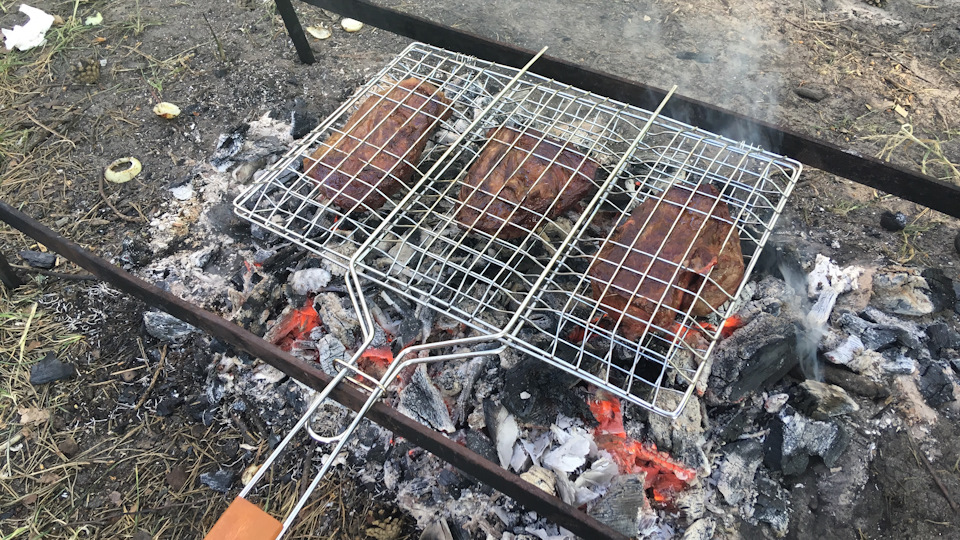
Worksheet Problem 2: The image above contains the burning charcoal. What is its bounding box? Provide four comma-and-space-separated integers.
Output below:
879, 210, 907, 231
287, 267, 332, 296
795, 380, 860, 419
707, 312, 800, 404
483, 402, 519, 469
753, 474, 789, 536
143, 311, 197, 343
18, 249, 56, 269
29, 353, 76, 385
917, 363, 956, 408
314, 293, 358, 348
642, 393, 709, 474
926, 322, 960, 357
398, 365, 455, 433
763, 406, 847, 476
199, 469, 234, 492
717, 440, 763, 505
586, 473, 649, 537
681, 518, 717, 540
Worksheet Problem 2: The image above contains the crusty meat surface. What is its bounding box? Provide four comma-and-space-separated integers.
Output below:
456, 126, 598, 239
303, 77, 452, 212
588, 183, 744, 341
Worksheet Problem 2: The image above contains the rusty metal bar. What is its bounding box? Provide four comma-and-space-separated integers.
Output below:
0, 200, 628, 540
284, 0, 960, 219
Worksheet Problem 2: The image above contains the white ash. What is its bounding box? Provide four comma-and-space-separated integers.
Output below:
314, 292, 359, 347
398, 365, 456, 433
288, 267, 332, 295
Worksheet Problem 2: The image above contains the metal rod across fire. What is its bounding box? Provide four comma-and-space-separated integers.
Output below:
0, 200, 630, 540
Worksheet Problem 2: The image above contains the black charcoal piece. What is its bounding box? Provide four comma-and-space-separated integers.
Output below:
199, 469, 234, 492
18, 250, 56, 269
143, 311, 197, 343
918, 363, 955, 408
879, 210, 907, 231
707, 312, 799, 404
717, 440, 763, 505
30, 353, 76, 384
763, 406, 847, 476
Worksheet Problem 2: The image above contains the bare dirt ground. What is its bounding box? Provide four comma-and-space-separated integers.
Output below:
0, 0, 957, 538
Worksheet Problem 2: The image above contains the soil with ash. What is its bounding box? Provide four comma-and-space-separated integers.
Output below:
0, 0, 957, 538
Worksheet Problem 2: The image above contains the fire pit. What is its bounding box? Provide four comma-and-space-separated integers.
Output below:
211, 41, 802, 537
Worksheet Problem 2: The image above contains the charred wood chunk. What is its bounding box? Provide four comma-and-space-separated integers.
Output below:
456, 126, 598, 240
304, 77, 452, 212
589, 183, 744, 342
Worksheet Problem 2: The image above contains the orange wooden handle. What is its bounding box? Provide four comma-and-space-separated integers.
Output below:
204, 498, 283, 540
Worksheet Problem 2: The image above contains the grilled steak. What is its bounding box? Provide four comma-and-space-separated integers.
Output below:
588, 183, 744, 341
456, 126, 598, 240
304, 77, 452, 212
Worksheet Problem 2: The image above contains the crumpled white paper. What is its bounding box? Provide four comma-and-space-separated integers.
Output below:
2, 4, 55, 51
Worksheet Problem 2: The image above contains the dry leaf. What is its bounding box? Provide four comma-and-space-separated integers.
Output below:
18, 407, 50, 426
39, 472, 61, 484
22, 493, 38, 506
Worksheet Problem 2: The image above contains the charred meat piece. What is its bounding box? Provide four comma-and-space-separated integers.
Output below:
304, 77, 452, 212
588, 183, 744, 341
456, 126, 599, 240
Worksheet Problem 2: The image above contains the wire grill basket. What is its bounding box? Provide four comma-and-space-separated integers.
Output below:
234, 42, 801, 417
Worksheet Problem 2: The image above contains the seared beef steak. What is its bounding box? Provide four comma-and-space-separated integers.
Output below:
588, 183, 744, 341
304, 77, 452, 212
456, 126, 598, 239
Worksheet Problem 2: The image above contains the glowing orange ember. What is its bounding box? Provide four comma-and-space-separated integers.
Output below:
266, 299, 321, 351
589, 391, 696, 503
721, 314, 745, 338
359, 346, 395, 378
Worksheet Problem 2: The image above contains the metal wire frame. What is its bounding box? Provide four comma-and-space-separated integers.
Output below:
507, 126, 801, 417
234, 42, 548, 268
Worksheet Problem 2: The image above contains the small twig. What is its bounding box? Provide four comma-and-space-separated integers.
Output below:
229, 412, 258, 446
98, 175, 142, 223
908, 430, 960, 513
22, 109, 76, 149
202, 14, 227, 62
10, 264, 97, 281
135, 345, 167, 410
